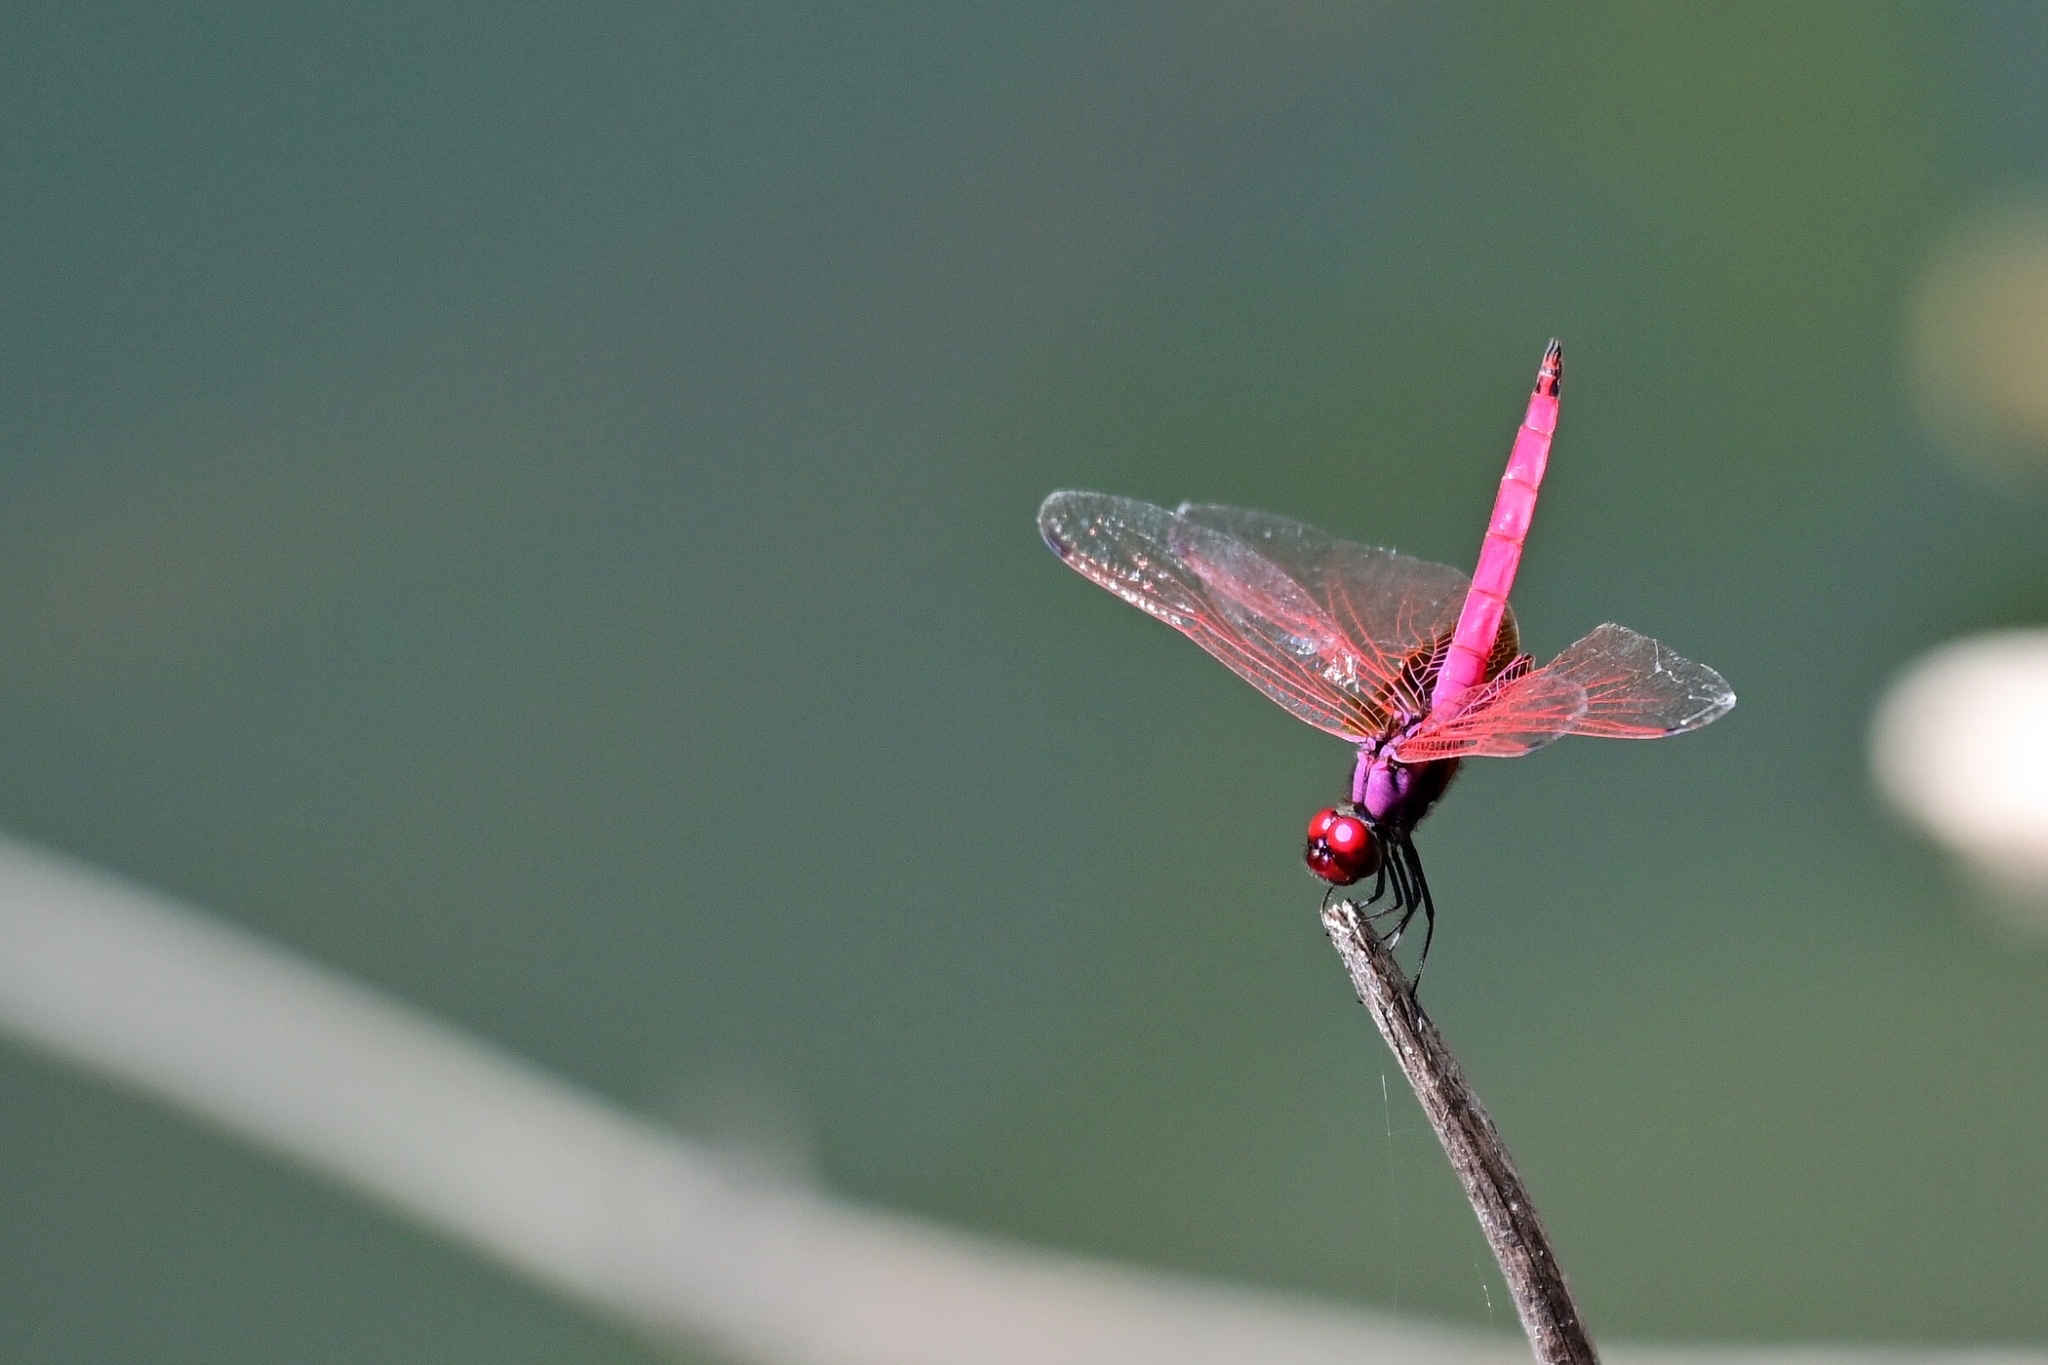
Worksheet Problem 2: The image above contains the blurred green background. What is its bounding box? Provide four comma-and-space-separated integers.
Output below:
4, 2, 2048, 1358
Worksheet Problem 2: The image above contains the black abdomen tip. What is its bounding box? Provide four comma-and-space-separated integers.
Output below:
1537, 339, 1563, 398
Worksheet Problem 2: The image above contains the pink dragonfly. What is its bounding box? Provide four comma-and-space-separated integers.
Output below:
1038, 342, 1734, 968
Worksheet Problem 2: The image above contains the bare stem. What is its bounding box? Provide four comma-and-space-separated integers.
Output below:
1321, 899, 1597, 1365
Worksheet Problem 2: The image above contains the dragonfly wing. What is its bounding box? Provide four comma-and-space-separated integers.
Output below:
1178, 503, 1501, 720
1038, 492, 1387, 738
1388, 623, 1736, 762
1540, 623, 1738, 737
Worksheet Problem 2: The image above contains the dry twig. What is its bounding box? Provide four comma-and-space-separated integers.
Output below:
1322, 898, 1597, 1365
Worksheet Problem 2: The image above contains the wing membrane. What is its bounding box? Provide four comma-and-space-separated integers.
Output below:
1039, 492, 1379, 737
1175, 503, 1501, 723
1039, 493, 1479, 739
1389, 623, 1737, 762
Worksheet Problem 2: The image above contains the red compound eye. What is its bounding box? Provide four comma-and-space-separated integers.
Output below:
1304, 807, 1378, 885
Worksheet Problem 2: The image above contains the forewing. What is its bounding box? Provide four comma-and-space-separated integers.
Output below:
1177, 503, 1496, 720
1388, 623, 1737, 762
1038, 492, 1387, 738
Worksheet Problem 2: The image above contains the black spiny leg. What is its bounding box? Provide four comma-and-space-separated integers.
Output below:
1356, 843, 1392, 914
1395, 836, 1437, 991
1380, 840, 1416, 937
1325, 843, 1392, 926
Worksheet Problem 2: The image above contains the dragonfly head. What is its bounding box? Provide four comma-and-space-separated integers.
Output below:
1305, 806, 1380, 885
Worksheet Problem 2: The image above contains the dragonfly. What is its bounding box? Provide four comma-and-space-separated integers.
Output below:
1038, 342, 1734, 972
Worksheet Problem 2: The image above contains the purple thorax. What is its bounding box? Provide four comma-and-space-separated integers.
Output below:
1351, 743, 1460, 834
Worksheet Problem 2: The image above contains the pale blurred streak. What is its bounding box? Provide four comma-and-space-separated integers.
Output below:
1872, 631, 2048, 931
0, 834, 2032, 1365
1909, 201, 2048, 482
0, 835, 1509, 1365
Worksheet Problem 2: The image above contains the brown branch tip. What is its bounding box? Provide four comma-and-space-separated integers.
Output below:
1319, 899, 1598, 1365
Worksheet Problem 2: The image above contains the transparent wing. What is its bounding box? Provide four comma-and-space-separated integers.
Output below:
1388, 623, 1737, 762
1039, 492, 1434, 739
1177, 503, 1513, 722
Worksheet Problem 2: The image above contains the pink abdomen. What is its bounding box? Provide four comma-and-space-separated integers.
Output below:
1428, 342, 1561, 716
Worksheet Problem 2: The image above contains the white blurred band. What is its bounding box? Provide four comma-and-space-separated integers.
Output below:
0, 835, 2031, 1364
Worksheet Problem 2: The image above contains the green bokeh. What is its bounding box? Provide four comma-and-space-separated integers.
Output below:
2, 2, 2046, 1356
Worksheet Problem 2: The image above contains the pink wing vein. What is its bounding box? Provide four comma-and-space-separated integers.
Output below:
1038, 493, 1480, 740
1389, 623, 1736, 762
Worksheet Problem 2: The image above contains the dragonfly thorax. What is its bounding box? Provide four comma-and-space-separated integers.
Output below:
1353, 747, 1461, 833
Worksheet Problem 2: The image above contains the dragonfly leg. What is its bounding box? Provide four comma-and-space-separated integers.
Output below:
1377, 838, 1437, 993
1364, 859, 1400, 928
1322, 884, 1355, 922
1380, 843, 1417, 942
1356, 852, 1393, 915
1400, 836, 1437, 991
